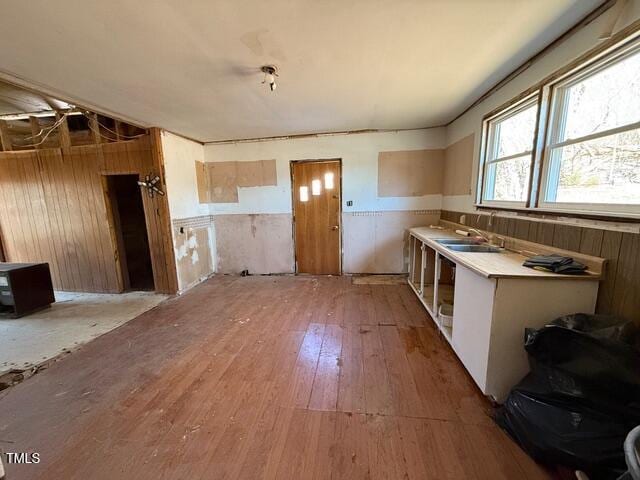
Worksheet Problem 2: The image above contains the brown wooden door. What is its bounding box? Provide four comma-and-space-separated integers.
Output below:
292, 160, 341, 275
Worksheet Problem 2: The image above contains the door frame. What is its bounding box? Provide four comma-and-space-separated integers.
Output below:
101, 173, 156, 292
290, 158, 343, 275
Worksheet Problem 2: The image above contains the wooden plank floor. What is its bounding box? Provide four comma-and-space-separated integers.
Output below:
0, 276, 552, 479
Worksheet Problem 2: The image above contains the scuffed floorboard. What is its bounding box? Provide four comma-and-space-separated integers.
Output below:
0, 276, 551, 479
352, 274, 408, 285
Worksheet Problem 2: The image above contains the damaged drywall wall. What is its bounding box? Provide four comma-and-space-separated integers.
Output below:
174, 226, 213, 291
205, 129, 446, 214
160, 131, 215, 293
213, 213, 294, 274
377, 149, 444, 197
204, 129, 446, 274
195, 159, 277, 203
443, 134, 474, 196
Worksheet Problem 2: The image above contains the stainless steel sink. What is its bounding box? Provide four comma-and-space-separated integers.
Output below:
446, 244, 503, 253
434, 238, 481, 245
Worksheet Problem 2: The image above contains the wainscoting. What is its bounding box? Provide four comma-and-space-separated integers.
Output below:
172, 215, 215, 292
342, 210, 440, 273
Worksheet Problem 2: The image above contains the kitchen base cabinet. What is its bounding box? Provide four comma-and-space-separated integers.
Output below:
452, 265, 599, 402
407, 227, 603, 404
450, 266, 494, 395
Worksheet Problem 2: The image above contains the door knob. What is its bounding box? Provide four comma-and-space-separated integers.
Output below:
331, 225, 339, 230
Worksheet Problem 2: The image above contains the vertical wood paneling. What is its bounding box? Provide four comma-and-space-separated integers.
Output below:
578, 228, 604, 256
494, 217, 509, 236
611, 233, 640, 321
24, 152, 61, 287
535, 222, 556, 246
475, 214, 488, 231
552, 224, 582, 252
11, 155, 40, 260
0, 135, 177, 294
442, 210, 638, 324
0, 156, 20, 263
594, 230, 622, 315
47, 151, 83, 290
38, 149, 73, 289
63, 149, 98, 291
512, 219, 529, 240
526, 221, 539, 243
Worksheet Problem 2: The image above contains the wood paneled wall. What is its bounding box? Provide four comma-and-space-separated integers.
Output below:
441, 210, 640, 324
0, 133, 177, 294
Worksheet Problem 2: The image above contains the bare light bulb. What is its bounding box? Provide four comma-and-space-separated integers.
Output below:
267, 74, 276, 91
261, 65, 278, 92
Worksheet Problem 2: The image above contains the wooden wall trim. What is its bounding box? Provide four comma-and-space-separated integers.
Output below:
149, 128, 179, 294
468, 208, 640, 233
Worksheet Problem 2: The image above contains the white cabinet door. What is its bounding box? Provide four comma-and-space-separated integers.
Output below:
486, 277, 598, 401
451, 266, 496, 393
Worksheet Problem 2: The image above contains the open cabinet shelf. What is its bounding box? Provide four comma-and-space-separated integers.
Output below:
408, 233, 456, 345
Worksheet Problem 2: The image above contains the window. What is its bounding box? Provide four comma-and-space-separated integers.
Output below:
541, 42, 640, 214
481, 97, 538, 205
324, 172, 334, 189
477, 34, 640, 218
299, 186, 309, 202
311, 179, 322, 195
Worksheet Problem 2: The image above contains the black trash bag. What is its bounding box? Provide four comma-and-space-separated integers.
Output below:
497, 374, 634, 479
525, 314, 640, 414
496, 314, 640, 479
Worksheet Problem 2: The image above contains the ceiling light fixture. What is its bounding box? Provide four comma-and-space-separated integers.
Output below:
261, 65, 278, 91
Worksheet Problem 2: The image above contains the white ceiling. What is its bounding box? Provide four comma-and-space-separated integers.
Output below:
0, 0, 602, 142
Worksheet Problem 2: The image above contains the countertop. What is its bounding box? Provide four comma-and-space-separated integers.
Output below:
409, 226, 601, 280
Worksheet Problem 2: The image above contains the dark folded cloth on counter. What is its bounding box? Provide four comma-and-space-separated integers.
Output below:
522, 254, 587, 274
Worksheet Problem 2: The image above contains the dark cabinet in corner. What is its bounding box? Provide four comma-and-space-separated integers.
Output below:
0, 263, 55, 318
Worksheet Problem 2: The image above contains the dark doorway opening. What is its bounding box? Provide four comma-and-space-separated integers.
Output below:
105, 175, 155, 291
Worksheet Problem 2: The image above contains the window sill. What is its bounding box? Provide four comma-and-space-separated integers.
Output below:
473, 203, 640, 223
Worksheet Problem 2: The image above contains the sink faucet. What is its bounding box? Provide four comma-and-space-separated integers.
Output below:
468, 228, 506, 248
493, 235, 506, 248
468, 228, 490, 242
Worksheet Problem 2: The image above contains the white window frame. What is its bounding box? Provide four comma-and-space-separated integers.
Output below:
538, 39, 640, 217
475, 31, 640, 219
477, 94, 539, 208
